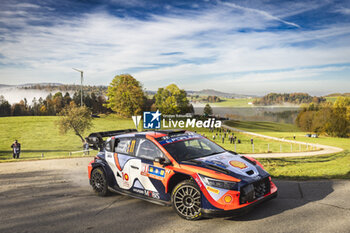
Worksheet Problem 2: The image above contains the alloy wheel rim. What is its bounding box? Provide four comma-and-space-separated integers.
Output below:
174, 185, 201, 217
92, 171, 105, 192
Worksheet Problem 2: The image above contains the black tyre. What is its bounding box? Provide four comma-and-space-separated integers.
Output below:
91, 167, 110, 196
171, 180, 202, 220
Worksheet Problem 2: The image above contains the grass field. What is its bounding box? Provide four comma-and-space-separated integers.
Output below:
0, 115, 134, 161
225, 120, 350, 179
191, 126, 314, 154
0, 116, 312, 161
325, 96, 338, 103
1, 116, 349, 180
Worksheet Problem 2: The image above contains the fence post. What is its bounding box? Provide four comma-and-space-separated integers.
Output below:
41, 153, 44, 158
69, 152, 72, 156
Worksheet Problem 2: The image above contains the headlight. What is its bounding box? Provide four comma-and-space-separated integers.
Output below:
199, 174, 237, 190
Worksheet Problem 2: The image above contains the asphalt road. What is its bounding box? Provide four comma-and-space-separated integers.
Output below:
0, 157, 349, 233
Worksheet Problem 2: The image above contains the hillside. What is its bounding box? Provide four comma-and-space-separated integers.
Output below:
187, 89, 256, 98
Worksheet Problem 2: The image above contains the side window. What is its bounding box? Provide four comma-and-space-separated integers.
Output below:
105, 139, 112, 152
136, 139, 163, 160
115, 138, 131, 154
115, 138, 137, 155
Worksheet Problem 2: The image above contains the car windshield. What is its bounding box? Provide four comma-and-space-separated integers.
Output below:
163, 137, 225, 162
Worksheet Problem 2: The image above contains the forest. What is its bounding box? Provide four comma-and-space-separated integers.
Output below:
253, 93, 326, 105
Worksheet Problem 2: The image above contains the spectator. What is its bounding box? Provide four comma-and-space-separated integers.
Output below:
83, 140, 89, 155
11, 140, 21, 159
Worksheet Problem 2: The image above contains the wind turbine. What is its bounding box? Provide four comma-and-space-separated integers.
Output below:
72, 68, 84, 106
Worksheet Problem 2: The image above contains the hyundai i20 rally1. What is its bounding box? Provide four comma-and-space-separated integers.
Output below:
87, 129, 277, 220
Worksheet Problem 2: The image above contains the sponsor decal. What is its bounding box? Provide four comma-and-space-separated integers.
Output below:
141, 163, 149, 176
148, 165, 165, 178
207, 186, 220, 194
123, 172, 129, 181
229, 160, 247, 169
132, 188, 160, 199
140, 164, 165, 179
194, 174, 203, 188
203, 160, 227, 169
128, 139, 136, 153
158, 134, 200, 145
143, 110, 161, 129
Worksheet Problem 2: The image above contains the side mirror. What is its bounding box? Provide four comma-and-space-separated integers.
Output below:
154, 157, 165, 164
154, 157, 172, 166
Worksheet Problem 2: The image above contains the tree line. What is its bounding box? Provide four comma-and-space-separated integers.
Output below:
105, 75, 194, 117
296, 97, 350, 138
1, 74, 196, 118
253, 93, 326, 105
0, 91, 109, 117
189, 95, 221, 103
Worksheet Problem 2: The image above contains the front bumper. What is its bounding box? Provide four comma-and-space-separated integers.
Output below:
201, 191, 278, 218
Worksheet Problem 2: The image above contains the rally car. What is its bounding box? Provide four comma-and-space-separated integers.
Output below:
86, 129, 277, 220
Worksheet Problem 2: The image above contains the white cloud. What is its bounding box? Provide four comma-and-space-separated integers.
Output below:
220, 1, 301, 28
334, 7, 350, 15
0, 1, 349, 96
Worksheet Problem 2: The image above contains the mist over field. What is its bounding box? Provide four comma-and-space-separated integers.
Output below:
0, 87, 73, 104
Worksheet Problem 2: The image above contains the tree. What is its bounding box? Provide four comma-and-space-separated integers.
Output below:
154, 84, 189, 114
0, 95, 11, 116
105, 74, 145, 117
57, 102, 93, 142
203, 103, 213, 116
295, 97, 350, 137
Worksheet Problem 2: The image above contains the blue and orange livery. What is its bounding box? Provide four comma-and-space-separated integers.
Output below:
87, 129, 277, 220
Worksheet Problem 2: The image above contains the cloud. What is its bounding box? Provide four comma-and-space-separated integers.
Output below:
334, 7, 350, 15
0, 0, 349, 96
220, 1, 301, 28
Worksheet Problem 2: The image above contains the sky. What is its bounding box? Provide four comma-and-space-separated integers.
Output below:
0, 0, 350, 96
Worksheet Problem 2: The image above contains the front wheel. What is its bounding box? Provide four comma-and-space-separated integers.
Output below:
171, 180, 202, 220
91, 167, 110, 196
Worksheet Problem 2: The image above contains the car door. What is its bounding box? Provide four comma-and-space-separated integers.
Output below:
129, 138, 168, 200
106, 137, 137, 190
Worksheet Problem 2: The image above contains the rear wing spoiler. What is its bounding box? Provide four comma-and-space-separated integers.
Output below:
85, 129, 137, 150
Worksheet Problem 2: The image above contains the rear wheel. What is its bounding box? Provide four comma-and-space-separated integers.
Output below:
91, 167, 110, 196
171, 180, 202, 220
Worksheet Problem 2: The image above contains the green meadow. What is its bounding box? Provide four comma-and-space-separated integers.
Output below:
225, 120, 350, 179
0, 115, 134, 161
1, 116, 349, 180
0, 115, 309, 161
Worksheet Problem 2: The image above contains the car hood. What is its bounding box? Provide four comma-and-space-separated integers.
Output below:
181, 151, 263, 179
